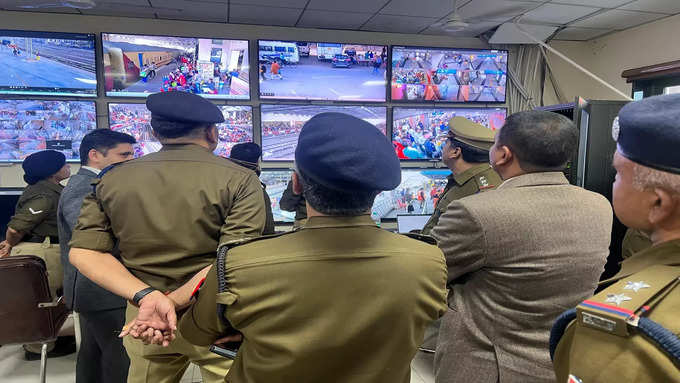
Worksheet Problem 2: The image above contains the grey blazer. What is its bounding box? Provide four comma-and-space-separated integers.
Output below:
431, 172, 613, 383
58, 167, 126, 312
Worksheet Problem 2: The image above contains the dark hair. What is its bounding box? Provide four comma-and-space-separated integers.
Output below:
298, 171, 378, 216
150, 117, 207, 139
497, 110, 578, 171
230, 142, 261, 164
451, 139, 490, 163
80, 129, 136, 166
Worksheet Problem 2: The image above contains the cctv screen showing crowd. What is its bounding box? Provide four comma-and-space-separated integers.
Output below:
108, 103, 253, 158
102, 33, 249, 99
0, 99, 97, 161
391, 46, 508, 103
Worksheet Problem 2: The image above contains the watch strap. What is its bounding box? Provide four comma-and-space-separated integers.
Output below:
132, 287, 157, 306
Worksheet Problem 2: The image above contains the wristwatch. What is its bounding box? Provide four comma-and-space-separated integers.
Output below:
132, 287, 158, 306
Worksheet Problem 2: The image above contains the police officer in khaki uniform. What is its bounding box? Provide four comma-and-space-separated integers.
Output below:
279, 178, 307, 227
68, 91, 266, 383
621, 227, 652, 259
551, 94, 680, 382
178, 112, 448, 383
421, 116, 501, 236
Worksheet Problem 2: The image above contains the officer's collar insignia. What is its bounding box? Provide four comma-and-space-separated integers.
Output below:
479, 176, 489, 187
605, 293, 632, 306
568, 374, 583, 383
623, 281, 651, 293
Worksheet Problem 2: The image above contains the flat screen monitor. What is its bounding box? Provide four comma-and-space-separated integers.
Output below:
372, 169, 451, 220
391, 46, 507, 103
102, 33, 249, 99
0, 30, 97, 97
0, 99, 97, 162
259, 169, 295, 223
393, 107, 507, 160
397, 214, 430, 233
108, 103, 253, 158
261, 104, 387, 161
258, 40, 387, 102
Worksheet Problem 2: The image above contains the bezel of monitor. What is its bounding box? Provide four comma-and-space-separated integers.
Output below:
0, 29, 98, 98
259, 167, 296, 224
392, 106, 508, 161
259, 103, 389, 163
257, 39, 388, 103
389, 45, 508, 104
101, 32, 251, 101
0, 97, 99, 163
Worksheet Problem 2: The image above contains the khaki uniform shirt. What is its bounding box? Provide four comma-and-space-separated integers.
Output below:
421, 163, 501, 235
621, 228, 652, 259
9, 180, 63, 240
180, 215, 448, 383
70, 144, 266, 292
553, 239, 680, 382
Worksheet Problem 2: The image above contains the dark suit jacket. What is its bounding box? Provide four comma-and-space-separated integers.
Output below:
58, 167, 126, 312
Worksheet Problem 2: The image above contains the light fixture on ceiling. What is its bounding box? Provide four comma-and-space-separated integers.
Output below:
17, 0, 96, 9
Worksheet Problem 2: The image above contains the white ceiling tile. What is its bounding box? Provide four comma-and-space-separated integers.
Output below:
458, 0, 542, 22
379, 0, 452, 18
420, 21, 502, 37
571, 9, 667, 29
156, 4, 227, 23
307, 0, 389, 14
361, 14, 439, 33
229, 4, 303, 27
619, 0, 680, 14
553, 26, 612, 40
297, 10, 373, 29
550, 0, 631, 7
231, 0, 308, 7
80, 4, 158, 17
521, 3, 601, 24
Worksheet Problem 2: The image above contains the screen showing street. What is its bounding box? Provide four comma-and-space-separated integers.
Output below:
260, 169, 295, 223
373, 169, 452, 220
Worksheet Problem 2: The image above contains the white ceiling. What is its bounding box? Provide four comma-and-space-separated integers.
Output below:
0, 0, 678, 41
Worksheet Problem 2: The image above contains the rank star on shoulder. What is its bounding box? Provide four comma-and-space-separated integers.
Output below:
605, 293, 632, 306
623, 281, 651, 293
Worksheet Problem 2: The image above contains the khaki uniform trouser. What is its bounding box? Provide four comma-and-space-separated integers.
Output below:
124, 304, 232, 383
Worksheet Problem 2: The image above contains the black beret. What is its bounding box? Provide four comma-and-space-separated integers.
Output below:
614, 93, 680, 174
146, 91, 225, 124
22, 150, 66, 185
230, 142, 261, 164
295, 112, 401, 192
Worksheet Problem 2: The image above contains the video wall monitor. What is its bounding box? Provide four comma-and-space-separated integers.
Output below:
261, 104, 387, 161
372, 169, 451, 220
0, 99, 97, 162
391, 46, 508, 103
0, 30, 97, 97
259, 169, 295, 223
102, 33, 249, 99
108, 103, 253, 158
258, 40, 387, 102
393, 107, 507, 160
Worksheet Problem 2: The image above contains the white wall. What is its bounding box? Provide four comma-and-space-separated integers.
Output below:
0, 10, 489, 187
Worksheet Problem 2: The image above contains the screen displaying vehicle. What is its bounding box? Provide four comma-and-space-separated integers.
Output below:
258, 40, 387, 102
261, 104, 387, 161
372, 169, 451, 220
391, 46, 507, 103
102, 33, 249, 99
393, 107, 507, 160
0, 30, 97, 97
0, 99, 97, 162
260, 169, 295, 223
108, 103, 253, 158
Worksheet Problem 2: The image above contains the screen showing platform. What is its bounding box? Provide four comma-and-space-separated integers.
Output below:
108, 103, 253, 158
372, 169, 451, 220
391, 46, 507, 103
0, 30, 97, 97
102, 33, 249, 99
0, 99, 97, 162
261, 104, 387, 161
259, 169, 295, 223
258, 40, 387, 102
392, 107, 507, 160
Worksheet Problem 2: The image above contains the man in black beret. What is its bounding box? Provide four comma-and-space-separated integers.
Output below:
176, 112, 447, 383
68, 91, 266, 383
552, 93, 680, 382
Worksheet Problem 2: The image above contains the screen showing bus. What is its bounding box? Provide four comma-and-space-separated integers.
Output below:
393, 107, 506, 160
391, 46, 507, 103
102, 33, 249, 99
0, 99, 97, 162
261, 104, 387, 161
0, 30, 96, 97
260, 169, 295, 223
258, 40, 387, 102
372, 169, 451, 220
108, 103, 253, 157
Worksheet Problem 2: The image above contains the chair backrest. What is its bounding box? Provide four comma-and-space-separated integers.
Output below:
0, 255, 67, 345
